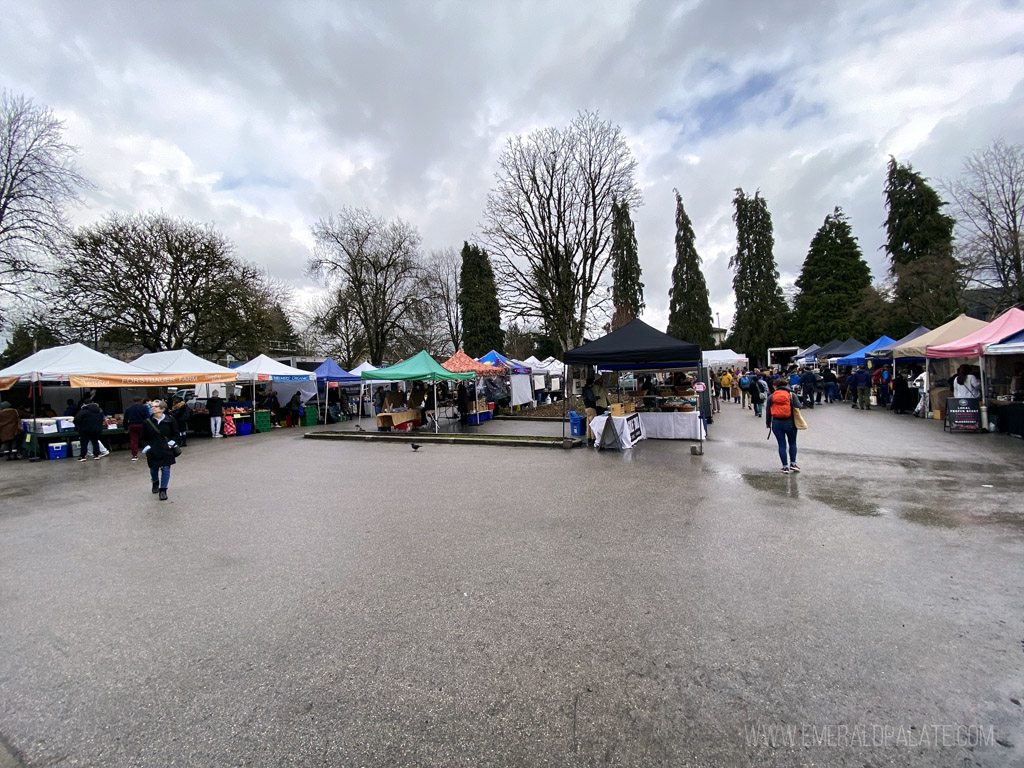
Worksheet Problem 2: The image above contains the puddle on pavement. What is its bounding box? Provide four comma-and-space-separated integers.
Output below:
896, 506, 961, 529
705, 462, 1024, 534
807, 487, 881, 517
741, 471, 800, 499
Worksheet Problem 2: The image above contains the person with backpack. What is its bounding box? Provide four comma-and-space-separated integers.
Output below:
800, 368, 818, 409
739, 371, 753, 409
766, 378, 802, 473
754, 373, 770, 417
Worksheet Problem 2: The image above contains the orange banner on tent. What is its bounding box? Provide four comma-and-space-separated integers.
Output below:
68, 372, 237, 388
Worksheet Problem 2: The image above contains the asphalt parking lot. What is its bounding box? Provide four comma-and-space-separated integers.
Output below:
1, 403, 1022, 767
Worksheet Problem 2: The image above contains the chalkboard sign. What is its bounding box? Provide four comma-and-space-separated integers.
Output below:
946, 397, 982, 433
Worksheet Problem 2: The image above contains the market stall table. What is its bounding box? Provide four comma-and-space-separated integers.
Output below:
636, 410, 706, 440
590, 412, 646, 450
376, 408, 421, 430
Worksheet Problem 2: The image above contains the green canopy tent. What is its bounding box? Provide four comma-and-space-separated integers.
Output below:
359, 350, 475, 433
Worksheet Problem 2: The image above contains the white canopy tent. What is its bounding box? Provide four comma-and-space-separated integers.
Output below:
349, 361, 399, 416
1, 343, 158, 390
702, 349, 749, 370
231, 354, 317, 412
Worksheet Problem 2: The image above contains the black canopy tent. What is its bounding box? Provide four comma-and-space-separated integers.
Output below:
563, 319, 701, 367
563, 319, 705, 452
813, 337, 865, 362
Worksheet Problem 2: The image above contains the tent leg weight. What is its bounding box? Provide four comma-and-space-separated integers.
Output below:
690, 445, 703, 456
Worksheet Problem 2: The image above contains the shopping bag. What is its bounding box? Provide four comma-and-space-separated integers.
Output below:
222, 415, 237, 436
86, 440, 108, 457
793, 408, 808, 430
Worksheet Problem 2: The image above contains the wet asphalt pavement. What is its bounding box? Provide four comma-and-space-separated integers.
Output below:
1, 403, 1022, 767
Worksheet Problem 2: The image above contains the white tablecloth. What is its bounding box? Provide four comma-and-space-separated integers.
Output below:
589, 412, 647, 450
637, 411, 706, 440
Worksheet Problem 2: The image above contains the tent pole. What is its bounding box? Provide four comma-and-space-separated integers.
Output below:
561, 367, 567, 441
434, 381, 438, 434
979, 356, 990, 431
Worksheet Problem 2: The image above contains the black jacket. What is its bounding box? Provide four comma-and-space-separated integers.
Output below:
206, 396, 225, 416
142, 416, 178, 468
73, 403, 105, 434
170, 403, 192, 428
124, 403, 150, 426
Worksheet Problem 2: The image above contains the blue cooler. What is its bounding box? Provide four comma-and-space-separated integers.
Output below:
47, 443, 69, 460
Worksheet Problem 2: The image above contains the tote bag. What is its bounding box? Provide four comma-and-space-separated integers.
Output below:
793, 408, 808, 430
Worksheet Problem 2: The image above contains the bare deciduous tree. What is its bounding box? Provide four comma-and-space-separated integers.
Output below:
49, 212, 283, 357
945, 139, 1024, 312
424, 247, 461, 354
0, 91, 92, 324
482, 111, 641, 352
308, 207, 427, 365
302, 287, 368, 370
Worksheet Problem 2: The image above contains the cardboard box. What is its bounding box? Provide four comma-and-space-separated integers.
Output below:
609, 402, 625, 417
623, 401, 635, 413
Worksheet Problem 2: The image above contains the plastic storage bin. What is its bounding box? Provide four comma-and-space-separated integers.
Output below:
237, 423, 252, 436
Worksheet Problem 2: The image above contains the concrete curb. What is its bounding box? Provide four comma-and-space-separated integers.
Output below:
303, 431, 581, 449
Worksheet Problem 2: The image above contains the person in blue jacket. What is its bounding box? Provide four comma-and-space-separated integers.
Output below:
852, 366, 873, 410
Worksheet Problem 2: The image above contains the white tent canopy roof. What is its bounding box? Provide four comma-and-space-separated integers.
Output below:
349, 360, 397, 386
231, 354, 316, 382
131, 349, 238, 376
1, 343, 147, 390
702, 349, 749, 368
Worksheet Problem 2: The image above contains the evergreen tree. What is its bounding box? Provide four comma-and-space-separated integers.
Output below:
666, 190, 714, 348
0, 321, 61, 367
883, 157, 962, 333
459, 241, 503, 357
792, 207, 872, 346
729, 188, 789, 366
610, 199, 644, 330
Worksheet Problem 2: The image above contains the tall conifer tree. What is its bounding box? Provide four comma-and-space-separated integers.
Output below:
729, 188, 788, 366
609, 199, 644, 329
666, 190, 714, 348
459, 241, 503, 357
883, 157, 961, 332
792, 207, 871, 346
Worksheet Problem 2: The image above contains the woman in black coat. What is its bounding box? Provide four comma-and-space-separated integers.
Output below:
142, 400, 178, 501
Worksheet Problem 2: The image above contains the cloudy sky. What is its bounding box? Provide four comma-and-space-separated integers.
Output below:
3, 0, 1022, 336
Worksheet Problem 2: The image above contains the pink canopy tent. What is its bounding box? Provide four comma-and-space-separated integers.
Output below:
925, 308, 1024, 358
925, 307, 1024, 430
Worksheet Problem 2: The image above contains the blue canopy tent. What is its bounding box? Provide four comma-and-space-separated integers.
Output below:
477, 350, 530, 374
312, 358, 361, 423
836, 336, 897, 367
478, 350, 534, 408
